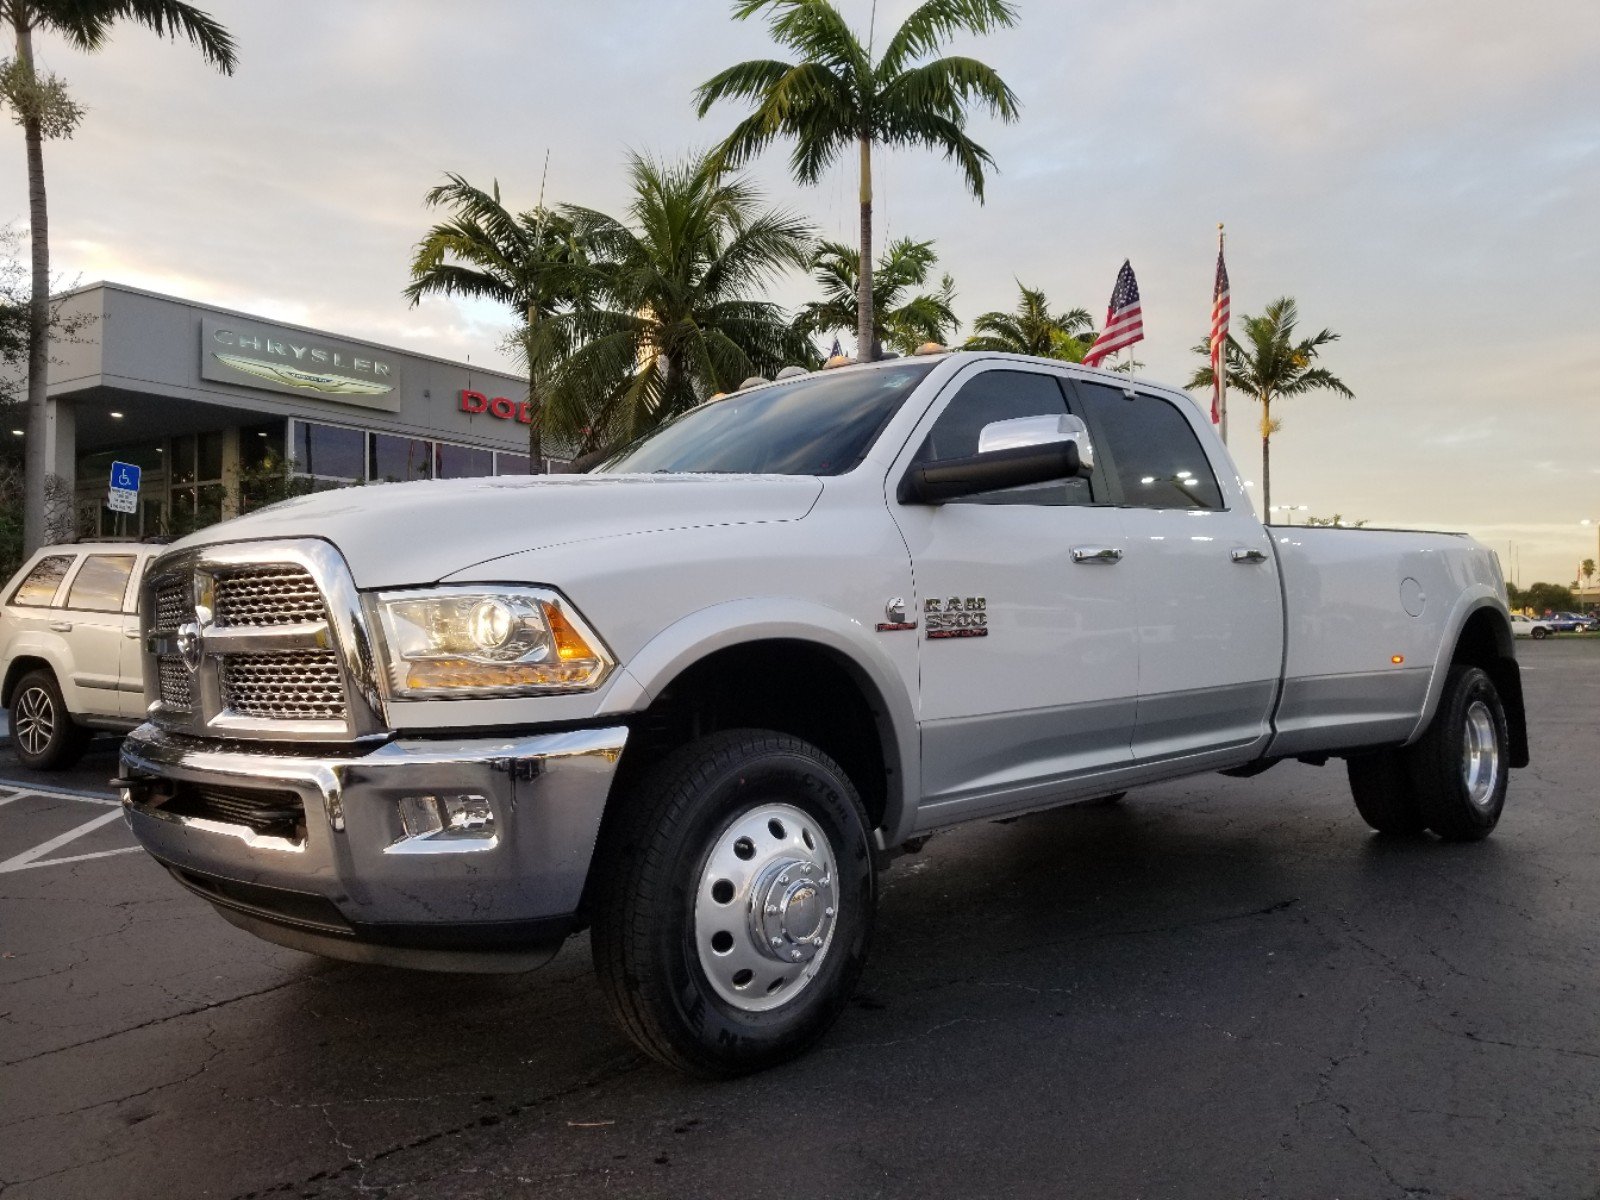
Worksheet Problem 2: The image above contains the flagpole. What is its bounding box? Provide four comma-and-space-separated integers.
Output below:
1217, 222, 1228, 448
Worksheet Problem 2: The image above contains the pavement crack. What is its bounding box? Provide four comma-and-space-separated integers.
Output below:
0, 973, 329, 1067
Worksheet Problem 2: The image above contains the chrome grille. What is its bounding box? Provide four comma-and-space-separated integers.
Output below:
221, 650, 345, 721
213, 565, 326, 627
155, 580, 191, 632
143, 540, 377, 741
158, 657, 193, 711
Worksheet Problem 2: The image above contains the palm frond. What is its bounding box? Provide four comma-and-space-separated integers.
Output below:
877, 0, 1019, 76
38, 0, 238, 70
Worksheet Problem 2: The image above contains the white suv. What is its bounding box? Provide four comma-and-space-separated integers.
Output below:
2, 542, 162, 769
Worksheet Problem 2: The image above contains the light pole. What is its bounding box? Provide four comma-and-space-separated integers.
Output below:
1268, 504, 1309, 526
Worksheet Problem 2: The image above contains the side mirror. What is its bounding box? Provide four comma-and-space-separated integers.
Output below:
976, 414, 1095, 474
898, 414, 1088, 505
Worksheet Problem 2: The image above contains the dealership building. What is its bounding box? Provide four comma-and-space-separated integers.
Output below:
43, 282, 569, 539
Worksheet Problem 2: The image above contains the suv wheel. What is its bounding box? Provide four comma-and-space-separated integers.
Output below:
9, 669, 91, 770
591, 729, 875, 1076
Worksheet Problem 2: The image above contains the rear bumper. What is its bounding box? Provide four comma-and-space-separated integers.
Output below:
118, 723, 628, 973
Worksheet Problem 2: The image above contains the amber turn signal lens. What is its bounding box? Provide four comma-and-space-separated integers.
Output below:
1391, 655, 1405, 664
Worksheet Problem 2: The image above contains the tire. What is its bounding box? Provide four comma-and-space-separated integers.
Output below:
8, 669, 91, 771
1407, 665, 1509, 842
590, 729, 875, 1076
1346, 750, 1427, 835
1531, 627, 1548, 640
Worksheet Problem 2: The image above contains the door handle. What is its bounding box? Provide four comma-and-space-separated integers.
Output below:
124, 629, 141, 639
1072, 546, 1123, 564
49, 621, 72, 632
1231, 548, 1270, 564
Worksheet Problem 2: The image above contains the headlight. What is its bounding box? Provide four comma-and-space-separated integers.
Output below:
372, 586, 614, 698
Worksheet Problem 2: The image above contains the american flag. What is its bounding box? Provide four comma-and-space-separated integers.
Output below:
1208, 242, 1230, 424
1082, 260, 1144, 368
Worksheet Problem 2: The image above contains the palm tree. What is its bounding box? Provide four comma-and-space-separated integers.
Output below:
965, 283, 1093, 360
0, 0, 234, 551
404, 175, 587, 468
541, 152, 814, 455
696, 0, 1018, 364
1187, 296, 1352, 515
794, 237, 958, 357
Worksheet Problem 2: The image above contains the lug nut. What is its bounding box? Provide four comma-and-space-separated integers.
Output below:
824, 907, 835, 917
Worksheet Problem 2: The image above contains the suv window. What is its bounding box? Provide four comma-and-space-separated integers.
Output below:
916, 369, 1097, 506
1074, 383, 1224, 510
11, 554, 74, 607
65, 554, 136, 612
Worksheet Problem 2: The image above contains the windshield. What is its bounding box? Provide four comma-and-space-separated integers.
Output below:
598, 361, 937, 476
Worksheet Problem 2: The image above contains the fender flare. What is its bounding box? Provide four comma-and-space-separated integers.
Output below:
1404, 588, 1516, 747
594, 597, 921, 847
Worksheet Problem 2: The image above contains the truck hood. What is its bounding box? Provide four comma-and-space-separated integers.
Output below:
168, 474, 824, 588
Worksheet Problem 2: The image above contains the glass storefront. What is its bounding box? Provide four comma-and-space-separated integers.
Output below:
74, 416, 558, 543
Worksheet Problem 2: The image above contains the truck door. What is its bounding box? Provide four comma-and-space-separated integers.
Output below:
889, 363, 1138, 827
1071, 381, 1283, 762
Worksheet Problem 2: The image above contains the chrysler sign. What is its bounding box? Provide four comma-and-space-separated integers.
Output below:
200, 317, 403, 411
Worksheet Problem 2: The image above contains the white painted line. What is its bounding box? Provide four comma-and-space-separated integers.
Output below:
0, 808, 127, 874
0, 845, 142, 872
0, 778, 120, 806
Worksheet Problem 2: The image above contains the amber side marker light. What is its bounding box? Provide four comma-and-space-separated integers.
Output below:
1391, 655, 1405, 665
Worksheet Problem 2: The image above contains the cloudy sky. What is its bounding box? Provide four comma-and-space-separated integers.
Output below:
5, 0, 1597, 584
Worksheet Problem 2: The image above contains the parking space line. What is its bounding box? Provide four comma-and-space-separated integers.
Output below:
0, 778, 121, 807
0, 809, 128, 874
0, 844, 141, 872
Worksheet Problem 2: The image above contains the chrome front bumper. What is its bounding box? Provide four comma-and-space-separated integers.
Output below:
118, 723, 628, 973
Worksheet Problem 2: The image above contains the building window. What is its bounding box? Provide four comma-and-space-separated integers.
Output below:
170, 431, 226, 534
370, 433, 434, 482
436, 443, 494, 479
496, 452, 531, 475
291, 421, 366, 484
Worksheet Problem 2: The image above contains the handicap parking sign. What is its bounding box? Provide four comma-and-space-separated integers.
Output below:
109, 461, 141, 492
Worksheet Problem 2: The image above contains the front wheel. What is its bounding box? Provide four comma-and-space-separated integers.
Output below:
1531, 626, 1549, 640
8, 670, 91, 770
590, 730, 875, 1076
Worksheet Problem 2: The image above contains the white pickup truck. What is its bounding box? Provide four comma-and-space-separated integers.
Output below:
118, 352, 1527, 1075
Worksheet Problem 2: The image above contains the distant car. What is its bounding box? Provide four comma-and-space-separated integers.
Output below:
1553, 611, 1599, 632
1542, 613, 1588, 633
1510, 614, 1555, 640
1, 542, 160, 768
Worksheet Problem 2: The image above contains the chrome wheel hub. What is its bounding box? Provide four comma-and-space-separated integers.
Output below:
694, 802, 838, 1013
1462, 699, 1500, 809
14, 687, 54, 757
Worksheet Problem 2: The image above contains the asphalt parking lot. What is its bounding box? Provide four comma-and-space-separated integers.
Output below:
1, 639, 1596, 1200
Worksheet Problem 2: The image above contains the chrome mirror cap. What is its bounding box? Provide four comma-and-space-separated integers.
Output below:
977, 413, 1095, 474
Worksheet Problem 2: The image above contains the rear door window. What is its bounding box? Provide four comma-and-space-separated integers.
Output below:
10, 555, 75, 607
65, 554, 137, 612
1072, 383, 1225, 510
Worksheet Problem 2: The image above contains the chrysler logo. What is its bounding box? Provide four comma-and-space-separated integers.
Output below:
175, 621, 205, 673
